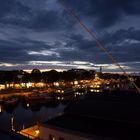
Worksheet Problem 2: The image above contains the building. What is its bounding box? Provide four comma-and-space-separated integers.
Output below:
40, 114, 115, 140
39, 91, 140, 140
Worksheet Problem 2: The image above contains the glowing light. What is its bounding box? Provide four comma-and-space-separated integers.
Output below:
11, 117, 14, 123
90, 89, 94, 92
54, 82, 59, 86
27, 103, 30, 107
0, 84, 5, 90
57, 90, 61, 93
36, 82, 46, 87
26, 82, 32, 88
11, 117, 15, 131
61, 90, 64, 93
95, 89, 100, 92
96, 84, 101, 87
74, 81, 78, 85
90, 85, 93, 88
35, 130, 40, 135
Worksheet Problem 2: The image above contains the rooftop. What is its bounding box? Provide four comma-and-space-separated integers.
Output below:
43, 91, 140, 140
44, 113, 140, 140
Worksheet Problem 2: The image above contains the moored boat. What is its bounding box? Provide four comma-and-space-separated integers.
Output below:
25, 91, 53, 103
54, 87, 75, 101
4, 97, 19, 105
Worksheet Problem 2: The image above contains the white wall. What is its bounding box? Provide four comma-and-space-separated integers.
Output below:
40, 126, 115, 140
40, 126, 92, 140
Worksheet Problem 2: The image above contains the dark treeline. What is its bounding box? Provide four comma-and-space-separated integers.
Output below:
0, 69, 95, 85
101, 73, 140, 87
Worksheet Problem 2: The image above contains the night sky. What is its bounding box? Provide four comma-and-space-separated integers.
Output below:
0, 0, 140, 72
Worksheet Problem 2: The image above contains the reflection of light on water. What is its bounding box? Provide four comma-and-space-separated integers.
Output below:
27, 103, 30, 107
11, 116, 15, 131
0, 100, 67, 138
23, 124, 25, 129
0, 105, 2, 113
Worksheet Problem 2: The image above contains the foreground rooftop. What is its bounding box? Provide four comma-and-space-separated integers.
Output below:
43, 113, 140, 140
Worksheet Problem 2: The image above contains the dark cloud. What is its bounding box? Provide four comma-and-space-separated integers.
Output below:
0, 0, 31, 25
58, 27, 140, 64
0, 38, 53, 63
0, 0, 75, 31
0, 0, 25, 17
0, 0, 139, 72
29, 10, 71, 31
61, 0, 140, 28
100, 28, 140, 63
0, 0, 140, 30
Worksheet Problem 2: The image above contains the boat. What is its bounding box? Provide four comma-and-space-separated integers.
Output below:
25, 91, 53, 103
54, 87, 75, 101
27, 93, 44, 101
4, 97, 19, 106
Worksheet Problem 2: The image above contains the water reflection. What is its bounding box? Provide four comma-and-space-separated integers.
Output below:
30, 104, 42, 112
11, 116, 15, 131
0, 105, 2, 113
27, 103, 30, 107
4, 103, 18, 114
0, 98, 66, 132
0, 104, 3, 114
21, 101, 30, 110
44, 101, 59, 108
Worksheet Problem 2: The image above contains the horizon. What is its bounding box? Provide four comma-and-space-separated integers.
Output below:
0, 68, 140, 76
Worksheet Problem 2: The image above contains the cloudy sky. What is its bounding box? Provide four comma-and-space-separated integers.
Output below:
0, 0, 140, 72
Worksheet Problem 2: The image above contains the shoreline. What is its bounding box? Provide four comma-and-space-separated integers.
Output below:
0, 91, 31, 99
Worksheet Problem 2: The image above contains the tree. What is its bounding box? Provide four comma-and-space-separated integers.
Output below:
31, 69, 42, 85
